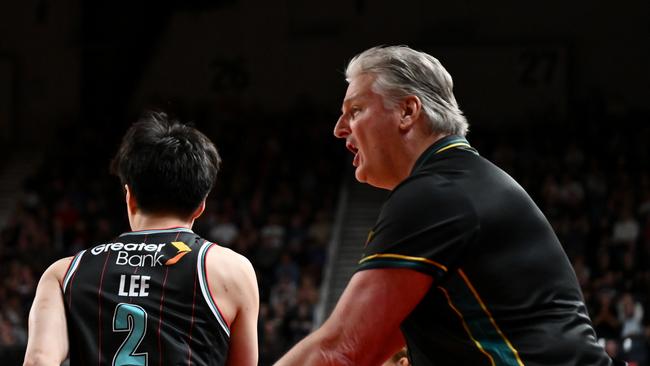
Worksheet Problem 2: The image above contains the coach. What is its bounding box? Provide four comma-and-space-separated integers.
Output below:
276, 46, 616, 366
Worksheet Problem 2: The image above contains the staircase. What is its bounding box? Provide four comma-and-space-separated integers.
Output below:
315, 176, 387, 326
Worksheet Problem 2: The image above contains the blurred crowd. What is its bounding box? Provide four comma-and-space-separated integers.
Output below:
0, 113, 649, 365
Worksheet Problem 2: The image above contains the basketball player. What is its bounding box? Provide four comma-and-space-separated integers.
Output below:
23, 113, 259, 366
275, 46, 617, 365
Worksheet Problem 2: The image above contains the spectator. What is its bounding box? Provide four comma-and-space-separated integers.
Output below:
261, 213, 286, 249
270, 275, 298, 311
275, 252, 300, 285
604, 339, 621, 363
613, 207, 640, 245
618, 293, 644, 338
593, 290, 622, 340
209, 211, 239, 246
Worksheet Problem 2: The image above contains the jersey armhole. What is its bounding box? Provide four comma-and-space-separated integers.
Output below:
197, 241, 231, 337
62, 250, 86, 293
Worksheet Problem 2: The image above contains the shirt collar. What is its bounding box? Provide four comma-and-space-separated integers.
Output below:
410, 135, 478, 174
118, 227, 194, 238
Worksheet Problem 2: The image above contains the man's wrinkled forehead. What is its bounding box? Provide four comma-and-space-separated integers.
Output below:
342, 74, 376, 107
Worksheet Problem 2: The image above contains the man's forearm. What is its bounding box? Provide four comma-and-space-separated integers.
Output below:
277, 269, 423, 365
275, 328, 356, 366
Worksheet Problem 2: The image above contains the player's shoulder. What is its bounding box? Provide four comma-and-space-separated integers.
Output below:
204, 243, 255, 279
41, 256, 75, 284
206, 242, 251, 264
204, 243, 258, 302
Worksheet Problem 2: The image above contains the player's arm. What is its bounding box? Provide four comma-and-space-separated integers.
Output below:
207, 247, 260, 366
23, 257, 72, 366
225, 254, 259, 366
274, 268, 432, 366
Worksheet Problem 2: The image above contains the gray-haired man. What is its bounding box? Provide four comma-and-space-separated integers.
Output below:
276, 45, 616, 366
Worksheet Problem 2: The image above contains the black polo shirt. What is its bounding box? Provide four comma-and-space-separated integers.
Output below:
358, 135, 613, 366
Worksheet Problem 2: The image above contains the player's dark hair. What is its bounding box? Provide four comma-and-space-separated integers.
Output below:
111, 112, 221, 218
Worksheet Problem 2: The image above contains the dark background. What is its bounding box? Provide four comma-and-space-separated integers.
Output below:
0, 0, 649, 365
0, 0, 648, 144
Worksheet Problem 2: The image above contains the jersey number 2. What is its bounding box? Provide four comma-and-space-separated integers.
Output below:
112, 303, 148, 366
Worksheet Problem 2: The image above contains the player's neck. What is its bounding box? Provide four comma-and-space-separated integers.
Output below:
129, 213, 194, 232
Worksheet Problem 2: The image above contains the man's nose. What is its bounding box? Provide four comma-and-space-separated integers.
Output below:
333, 116, 349, 138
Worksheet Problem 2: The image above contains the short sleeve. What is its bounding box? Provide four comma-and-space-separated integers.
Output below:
357, 175, 479, 280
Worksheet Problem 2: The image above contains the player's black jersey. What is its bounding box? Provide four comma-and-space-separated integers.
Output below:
62, 228, 230, 366
358, 136, 613, 366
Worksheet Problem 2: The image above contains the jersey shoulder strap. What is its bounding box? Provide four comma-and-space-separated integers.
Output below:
196, 241, 230, 337
62, 250, 86, 292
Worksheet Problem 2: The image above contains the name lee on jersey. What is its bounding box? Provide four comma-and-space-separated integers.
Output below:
118, 275, 150, 297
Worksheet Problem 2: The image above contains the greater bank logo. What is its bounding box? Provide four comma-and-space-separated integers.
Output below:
91, 242, 166, 267
91, 242, 165, 255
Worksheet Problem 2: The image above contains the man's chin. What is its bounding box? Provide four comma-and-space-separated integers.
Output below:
355, 168, 393, 190
354, 166, 368, 183
354, 169, 378, 188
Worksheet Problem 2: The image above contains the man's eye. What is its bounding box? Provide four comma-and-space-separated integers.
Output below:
351, 108, 361, 118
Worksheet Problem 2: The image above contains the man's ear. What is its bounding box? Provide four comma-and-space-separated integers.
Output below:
125, 184, 137, 216
398, 357, 410, 366
191, 200, 206, 220
399, 95, 422, 131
